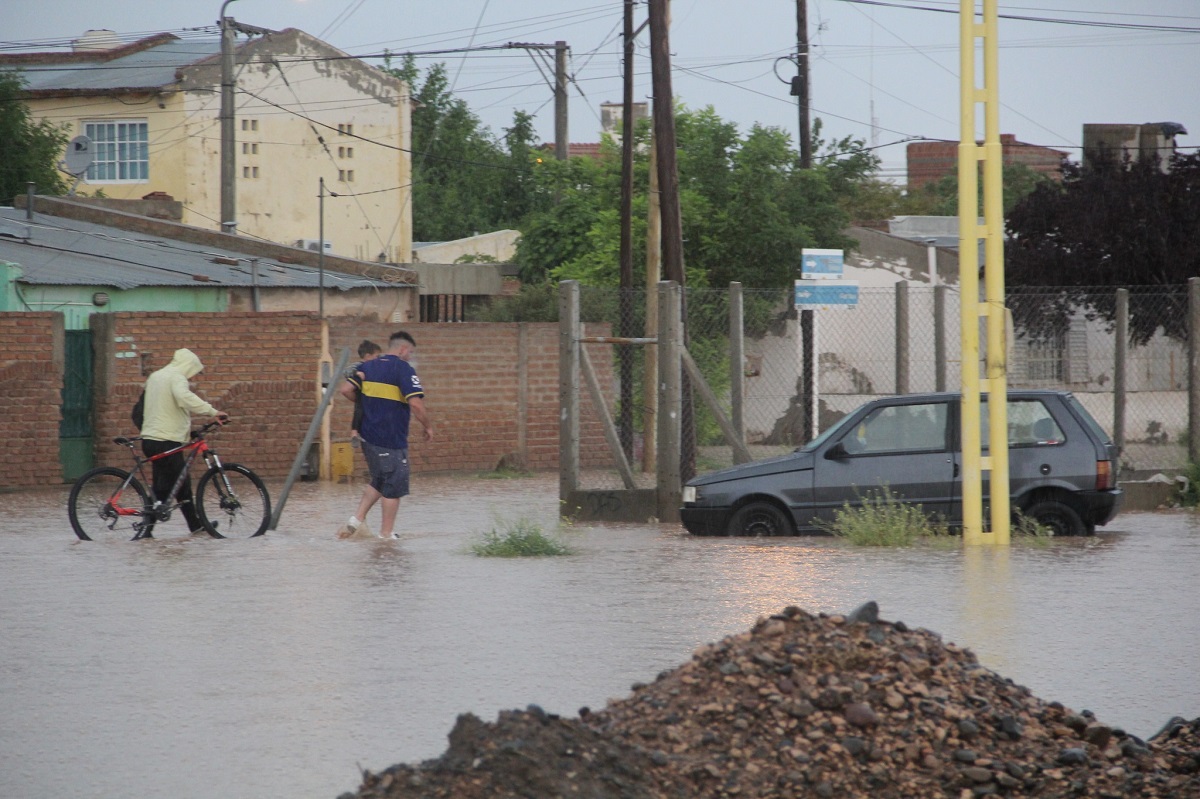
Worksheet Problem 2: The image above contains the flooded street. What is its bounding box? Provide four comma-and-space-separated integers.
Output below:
2, 473, 1198, 799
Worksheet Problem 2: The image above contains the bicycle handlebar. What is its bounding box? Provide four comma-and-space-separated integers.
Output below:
191, 419, 230, 439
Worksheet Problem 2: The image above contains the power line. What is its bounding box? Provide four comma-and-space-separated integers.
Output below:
832, 0, 1200, 33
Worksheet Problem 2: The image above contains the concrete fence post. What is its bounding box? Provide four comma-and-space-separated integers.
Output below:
730, 282, 747, 464
1114, 288, 1128, 457
657, 281, 682, 522
934, 284, 947, 393
1191, 278, 1200, 464
559, 281, 580, 500
895, 280, 910, 394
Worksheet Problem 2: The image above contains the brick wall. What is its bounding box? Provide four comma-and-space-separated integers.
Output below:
0, 314, 64, 488
0, 311, 616, 488
90, 312, 324, 479
906, 135, 1067, 190
327, 321, 614, 476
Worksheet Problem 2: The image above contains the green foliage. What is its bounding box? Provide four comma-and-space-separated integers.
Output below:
515, 108, 869, 291
816, 486, 950, 546
468, 516, 574, 557
380, 55, 543, 243
899, 162, 1052, 217
1011, 512, 1054, 546
1005, 151, 1200, 344
475, 282, 559, 322
1175, 461, 1200, 507
0, 70, 69, 204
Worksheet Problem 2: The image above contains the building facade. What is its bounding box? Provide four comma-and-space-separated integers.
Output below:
3, 27, 412, 262
906, 134, 1068, 190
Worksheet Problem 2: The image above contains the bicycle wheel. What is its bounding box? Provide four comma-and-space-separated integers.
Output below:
196, 464, 271, 538
68, 467, 152, 542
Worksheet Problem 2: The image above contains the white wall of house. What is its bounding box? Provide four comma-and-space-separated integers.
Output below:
179, 29, 411, 263
23, 29, 412, 264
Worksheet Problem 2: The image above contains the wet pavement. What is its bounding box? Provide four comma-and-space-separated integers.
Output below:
1, 472, 1198, 799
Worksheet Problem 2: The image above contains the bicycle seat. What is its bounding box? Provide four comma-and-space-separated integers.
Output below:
114, 436, 143, 446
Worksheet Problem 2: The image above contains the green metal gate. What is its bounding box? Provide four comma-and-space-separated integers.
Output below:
60, 330, 94, 481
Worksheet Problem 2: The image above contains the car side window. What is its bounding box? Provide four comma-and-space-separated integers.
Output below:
842, 402, 948, 454
980, 399, 1065, 447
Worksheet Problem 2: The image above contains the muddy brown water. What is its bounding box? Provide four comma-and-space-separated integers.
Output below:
1, 473, 1197, 799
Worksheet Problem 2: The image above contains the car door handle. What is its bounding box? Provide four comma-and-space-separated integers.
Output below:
951, 462, 959, 478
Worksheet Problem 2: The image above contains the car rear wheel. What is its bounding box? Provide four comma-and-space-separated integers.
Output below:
728, 501, 793, 537
1025, 499, 1088, 537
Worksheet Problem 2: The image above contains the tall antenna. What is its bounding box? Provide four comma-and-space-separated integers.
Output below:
869, 10, 879, 148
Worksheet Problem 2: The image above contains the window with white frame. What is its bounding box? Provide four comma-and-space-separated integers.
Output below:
84, 120, 149, 181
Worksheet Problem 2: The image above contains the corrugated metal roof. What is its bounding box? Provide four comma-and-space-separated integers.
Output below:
0, 208, 406, 291
10, 40, 220, 93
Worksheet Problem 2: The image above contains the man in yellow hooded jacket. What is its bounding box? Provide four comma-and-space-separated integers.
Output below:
140, 348, 229, 536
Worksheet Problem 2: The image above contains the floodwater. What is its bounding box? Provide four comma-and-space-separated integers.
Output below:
2, 473, 1198, 799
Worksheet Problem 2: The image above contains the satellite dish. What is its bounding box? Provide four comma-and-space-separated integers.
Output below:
64, 135, 94, 176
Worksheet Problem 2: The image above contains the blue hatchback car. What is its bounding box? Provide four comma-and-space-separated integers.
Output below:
680, 390, 1122, 537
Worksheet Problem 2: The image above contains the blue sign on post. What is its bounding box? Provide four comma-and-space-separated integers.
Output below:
801, 248, 845, 280
794, 280, 859, 310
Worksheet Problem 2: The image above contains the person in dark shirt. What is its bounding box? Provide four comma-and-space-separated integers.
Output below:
347, 339, 381, 448
338, 331, 433, 539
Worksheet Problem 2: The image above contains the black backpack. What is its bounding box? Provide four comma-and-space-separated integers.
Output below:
131, 390, 145, 429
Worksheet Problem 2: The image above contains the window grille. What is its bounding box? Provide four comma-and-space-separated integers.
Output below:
83, 120, 148, 181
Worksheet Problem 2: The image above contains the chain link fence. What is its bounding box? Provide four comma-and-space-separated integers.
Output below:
485, 282, 1192, 489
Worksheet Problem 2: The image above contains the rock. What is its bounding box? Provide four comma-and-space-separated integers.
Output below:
844, 702, 878, 728
1057, 747, 1090, 766
339, 605, 1200, 799
846, 600, 880, 624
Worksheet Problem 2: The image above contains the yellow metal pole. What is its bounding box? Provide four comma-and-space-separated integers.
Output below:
982, 0, 1010, 544
958, 0, 984, 545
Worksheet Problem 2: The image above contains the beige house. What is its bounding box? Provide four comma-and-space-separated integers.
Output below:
4, 27, 412, 263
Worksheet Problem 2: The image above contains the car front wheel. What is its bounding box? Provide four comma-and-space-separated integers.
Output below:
728, 501, 793, 537
1025, 499, 1088, 537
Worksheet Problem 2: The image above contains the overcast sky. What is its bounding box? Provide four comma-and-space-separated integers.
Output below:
4, 1, 1199, 180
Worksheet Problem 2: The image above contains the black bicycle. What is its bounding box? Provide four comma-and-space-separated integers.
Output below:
68, 421, 271, 541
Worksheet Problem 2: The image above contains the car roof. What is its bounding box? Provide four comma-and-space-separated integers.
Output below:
871, 390, 1068, 402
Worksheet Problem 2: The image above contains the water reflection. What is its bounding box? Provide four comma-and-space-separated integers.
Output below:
1, 476, 1197, 799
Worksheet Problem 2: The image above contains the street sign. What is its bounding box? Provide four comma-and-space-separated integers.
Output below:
794, 279, 859, 310
801, 248, 844, 280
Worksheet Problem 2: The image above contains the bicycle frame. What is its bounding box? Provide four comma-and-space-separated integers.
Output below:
109, 426, 222, 528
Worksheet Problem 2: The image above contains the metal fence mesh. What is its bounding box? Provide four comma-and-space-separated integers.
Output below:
564, 283, 1190, 489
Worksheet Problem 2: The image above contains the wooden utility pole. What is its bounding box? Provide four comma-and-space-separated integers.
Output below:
796, 0, 815, 441
648, 0, 694, 480
618, 1, 636, 458
648, 0, 683, 286
795, 0, 812, 168
643, 139, 661, 473
555, 41, 569, 161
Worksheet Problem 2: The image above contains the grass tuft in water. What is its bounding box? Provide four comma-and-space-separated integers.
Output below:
469, 516, 574, 557
1011, 511, 1054, 547
817, 486, 950, 546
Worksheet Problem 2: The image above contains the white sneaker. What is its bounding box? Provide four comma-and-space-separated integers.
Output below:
346, 515, 361, 532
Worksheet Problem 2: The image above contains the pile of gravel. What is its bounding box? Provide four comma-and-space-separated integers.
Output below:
342, 603, 1199, 798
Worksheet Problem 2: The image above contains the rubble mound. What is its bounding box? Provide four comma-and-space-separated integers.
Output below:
343, 604, 1199, 798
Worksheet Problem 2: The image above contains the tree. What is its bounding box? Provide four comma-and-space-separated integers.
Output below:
515, 106, 863, 290
900, 162, 1052, 217
0, 70, 68, 204
1005, 151, 1200, 344
381, 56, 542, 242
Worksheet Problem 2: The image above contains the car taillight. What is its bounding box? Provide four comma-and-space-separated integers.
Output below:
1096, 460, 1115, 490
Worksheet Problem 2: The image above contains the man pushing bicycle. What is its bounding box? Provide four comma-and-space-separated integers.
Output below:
139, 348, 228, 536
